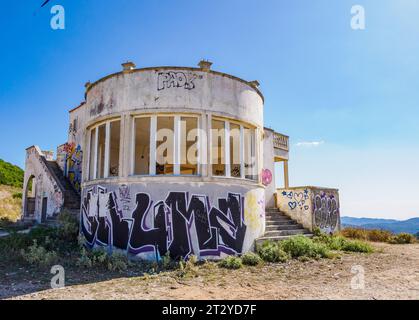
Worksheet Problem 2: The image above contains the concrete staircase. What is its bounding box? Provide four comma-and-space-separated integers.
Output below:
44, 160, 81, 211
255, 208, 313, 246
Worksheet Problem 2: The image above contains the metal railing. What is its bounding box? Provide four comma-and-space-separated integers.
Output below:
273, 132, 289, 151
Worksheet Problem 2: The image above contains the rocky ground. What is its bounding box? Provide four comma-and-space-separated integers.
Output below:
2, 242, 418, 300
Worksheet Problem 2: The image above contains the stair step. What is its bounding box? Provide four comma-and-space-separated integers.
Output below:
266, 221, 298, 227
263, 229, 310, 237
266, 224, 302, 231
265, 218, 292, 223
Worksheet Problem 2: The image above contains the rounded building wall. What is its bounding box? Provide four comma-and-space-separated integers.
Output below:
84, 67, 263, 127
76, 64, 266, 259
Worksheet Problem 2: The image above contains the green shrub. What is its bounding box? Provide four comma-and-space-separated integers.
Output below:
0, 231, 31, 255
28, 226, 58, 247
258, 242, 290, 263
57, 210, 79, 242
314, 230, 373, 253
241, 252, 262, 266
324, 236, 348, 251
107, 251, 129, 272
389, 233, 416, 244
0, 159, 24, 188
219, 256, 242, 269
280, 235, 330, 259
160, 251, 173, 270
12, 192, 22, 199
177, 255, 200, 278
21, 240, 58, 267
76, 247, 129, 272
340, 240, 373, 253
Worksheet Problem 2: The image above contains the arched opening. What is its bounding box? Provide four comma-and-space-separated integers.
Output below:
25, 175, 36, 217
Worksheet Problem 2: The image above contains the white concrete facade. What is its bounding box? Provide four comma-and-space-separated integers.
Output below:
24, 61, 305, 260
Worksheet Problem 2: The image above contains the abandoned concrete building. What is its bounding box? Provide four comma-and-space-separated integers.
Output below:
22, 60, 340, 260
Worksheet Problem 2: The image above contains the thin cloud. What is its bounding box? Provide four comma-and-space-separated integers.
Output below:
295, 140, 325, 147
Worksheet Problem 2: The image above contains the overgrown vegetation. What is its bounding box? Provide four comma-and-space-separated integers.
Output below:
219, 256, 242, 269
0, 185, 22, 222
241, 252, 262, 266
257, 242, 290, 263
281, 235, 332, 258
0, 159, 24, 188
341, 227, 416, 244
388, 233, 416, 244
313, 230, 374, 253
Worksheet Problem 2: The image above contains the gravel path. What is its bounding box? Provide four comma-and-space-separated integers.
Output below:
5, 243, 419, 300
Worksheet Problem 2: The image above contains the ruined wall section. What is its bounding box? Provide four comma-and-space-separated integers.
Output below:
22, 146, 65, 221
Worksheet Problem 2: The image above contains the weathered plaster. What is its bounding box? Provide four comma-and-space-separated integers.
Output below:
277, 187, 340, 233
22, 146, 64, 221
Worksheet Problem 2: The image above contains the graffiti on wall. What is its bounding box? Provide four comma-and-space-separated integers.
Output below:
68, 117, 78, 140
281, 189, 309, 211
313, 191, 339, 232
157, 72, 202, 91
81, 186, 252, 260
64, 142, 82, 192
261, 169, 272, 186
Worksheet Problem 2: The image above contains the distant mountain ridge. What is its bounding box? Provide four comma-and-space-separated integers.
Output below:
342, 216, 419, 234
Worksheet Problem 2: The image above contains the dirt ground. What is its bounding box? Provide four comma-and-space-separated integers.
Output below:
2, 242, 419, 300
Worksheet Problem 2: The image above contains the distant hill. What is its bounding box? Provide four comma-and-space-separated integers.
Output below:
342, 216, 419, 235
0, 159, 24, 188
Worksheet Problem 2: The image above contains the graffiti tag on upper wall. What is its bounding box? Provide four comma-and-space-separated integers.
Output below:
157, 72, 202, 91
81, 187, 250, 260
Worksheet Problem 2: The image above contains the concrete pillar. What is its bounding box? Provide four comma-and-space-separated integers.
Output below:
284, 160, 289, 189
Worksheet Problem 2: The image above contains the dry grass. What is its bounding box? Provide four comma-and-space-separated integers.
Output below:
0, 185, 22, 222
341, 227, 416, 244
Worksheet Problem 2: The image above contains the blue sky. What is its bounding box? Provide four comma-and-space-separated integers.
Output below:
0, 0, 418, 219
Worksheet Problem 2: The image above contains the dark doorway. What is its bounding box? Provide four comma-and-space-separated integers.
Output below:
41, 197, 48, 223
25, 175, 36, 217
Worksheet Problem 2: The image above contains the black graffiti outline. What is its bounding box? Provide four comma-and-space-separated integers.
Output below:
157, 72, 198, 91
81, 188, 249, 259
314, 193, 339, 231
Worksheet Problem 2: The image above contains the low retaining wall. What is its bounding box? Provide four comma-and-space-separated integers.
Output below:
276, 187, 340, 233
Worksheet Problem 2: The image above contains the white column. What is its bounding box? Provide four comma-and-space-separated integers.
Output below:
225, 121, 231, 178
104, 122, 110, 178
207, 114, 212, 177
197, 114, 204, 176
149, 115, 157, 175
240, 125, 245, 179
130, 116, 136, 176
174, 115, 181, 175
84, 128, 91, 182
254, 128, 260, 182
93, 128, 98, 179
